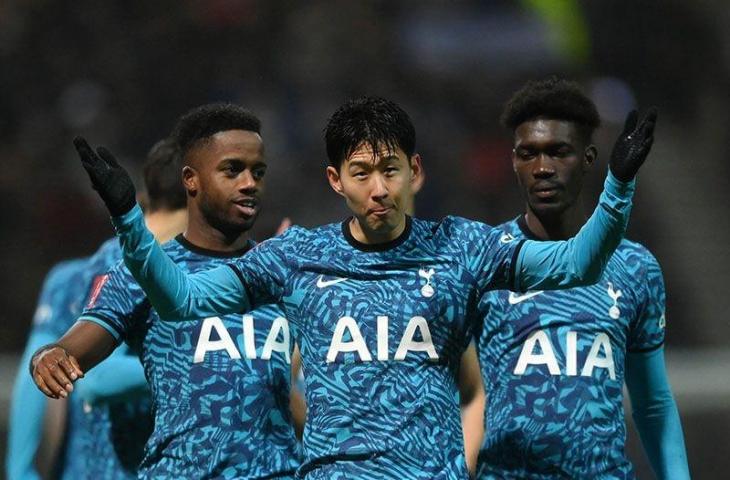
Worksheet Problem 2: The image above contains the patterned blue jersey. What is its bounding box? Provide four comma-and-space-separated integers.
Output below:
231, 216, 521, 479
81, 235, 302, 479
74, 238, 152, 479
475, 217, 665, 479
77, 346, 154, 479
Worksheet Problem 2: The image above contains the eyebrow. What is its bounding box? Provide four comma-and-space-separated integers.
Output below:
219, 158, 267, 167
516, 141, 572, 149
347, 156, 400, 169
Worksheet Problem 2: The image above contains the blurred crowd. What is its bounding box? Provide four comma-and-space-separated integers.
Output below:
0, 0, 728, 352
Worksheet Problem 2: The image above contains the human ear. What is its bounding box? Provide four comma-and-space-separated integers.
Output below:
326, 165, 345, 197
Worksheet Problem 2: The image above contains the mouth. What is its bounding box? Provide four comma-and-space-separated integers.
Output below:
531, 183, 563, 200
368, 206, 394, 218
232, 198, 259, 217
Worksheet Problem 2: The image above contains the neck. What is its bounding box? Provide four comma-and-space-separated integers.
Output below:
183, 207, 250, 252
145, 209, 188, 243
524, 202, 586, 241
349, 214, 406, 245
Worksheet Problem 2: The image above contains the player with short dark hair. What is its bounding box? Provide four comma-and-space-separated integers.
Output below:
69, 94, 654, 479
325, 96, 416, 170
499, 76, 601, 138
32, 106, 302, 478
173, 102, 262, 156
474, 77, 689, 478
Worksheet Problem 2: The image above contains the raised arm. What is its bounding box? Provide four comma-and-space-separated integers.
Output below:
112, 205, 248, 319
73, 137, 248, 320
514, 109, 657, 291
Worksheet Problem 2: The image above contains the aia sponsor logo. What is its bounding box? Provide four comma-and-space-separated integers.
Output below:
86, 274, 109, 309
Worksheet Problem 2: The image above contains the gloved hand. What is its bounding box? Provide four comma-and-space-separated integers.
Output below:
609, 108, 658, 182
73, 136, 137, 216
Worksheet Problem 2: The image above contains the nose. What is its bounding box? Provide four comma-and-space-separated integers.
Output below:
238, 170, 258, 193
371, 173, 388, 201
532, 153, 556, 178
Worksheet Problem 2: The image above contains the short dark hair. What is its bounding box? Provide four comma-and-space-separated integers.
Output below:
172, 103, 262, 160
325, 96, 416, 169
143, 138, 187, 212
501, 77, 601, 141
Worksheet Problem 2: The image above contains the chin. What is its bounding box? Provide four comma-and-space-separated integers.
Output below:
220, 214, 257, 235
367, 213, 399, 232
529, 201, 568, 217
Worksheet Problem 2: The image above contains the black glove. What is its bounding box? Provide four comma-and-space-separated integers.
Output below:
73, 136, 137, 216
609, 108, 658, 182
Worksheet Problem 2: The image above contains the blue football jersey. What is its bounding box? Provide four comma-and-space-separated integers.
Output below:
475, 217, 665, 479
80, 235, 302, 479
230, 216, 521, 479
31, 259, 90, 339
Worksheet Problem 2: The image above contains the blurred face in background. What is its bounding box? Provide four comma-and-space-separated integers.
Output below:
183, 129, 266, 235
512, 118, 596, 218
327, 143, 423, 240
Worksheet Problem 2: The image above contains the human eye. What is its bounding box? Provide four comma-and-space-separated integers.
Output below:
252, 166, 267, 180
515, 148, 535, 160
551, 145, 573, 158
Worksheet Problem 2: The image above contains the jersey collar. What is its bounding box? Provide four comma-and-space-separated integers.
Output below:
174, 234, 255, 258
516, 214, 543, 241
341, 215, 413, 252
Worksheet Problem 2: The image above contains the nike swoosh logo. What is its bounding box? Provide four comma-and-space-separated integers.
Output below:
508, 291, 544, 304
316, 275, 348, 288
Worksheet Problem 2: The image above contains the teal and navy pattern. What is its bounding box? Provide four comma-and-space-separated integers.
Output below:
80, 235, 302, 479
475, 217, 665, 479
230, 216, 522, 479
78, 347, 153, 479
31, 258, 91, 340
77, 238, 151, 479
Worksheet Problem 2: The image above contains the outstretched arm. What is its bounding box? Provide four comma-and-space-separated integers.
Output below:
73, 137, 249, 320
625, 348, 689, 479
513, 109, 657, 291
113, 205, 248, 319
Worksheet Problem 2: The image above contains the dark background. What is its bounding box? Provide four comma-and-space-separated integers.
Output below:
1, 1, 728, 478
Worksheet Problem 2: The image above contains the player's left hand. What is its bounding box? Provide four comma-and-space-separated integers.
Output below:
608, 108, 658, 182
73, 136, 137, 216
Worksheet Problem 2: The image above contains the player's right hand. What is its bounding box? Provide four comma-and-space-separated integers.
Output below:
73, 136, 137, 217
31, 344, 85, 399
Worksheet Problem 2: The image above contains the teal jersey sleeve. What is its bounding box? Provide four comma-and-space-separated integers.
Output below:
75, 346, 148, 405
110, 205, 249, 320
625, 348, 690, 479
515, 171, 635, 291
78, 263, 141, 342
